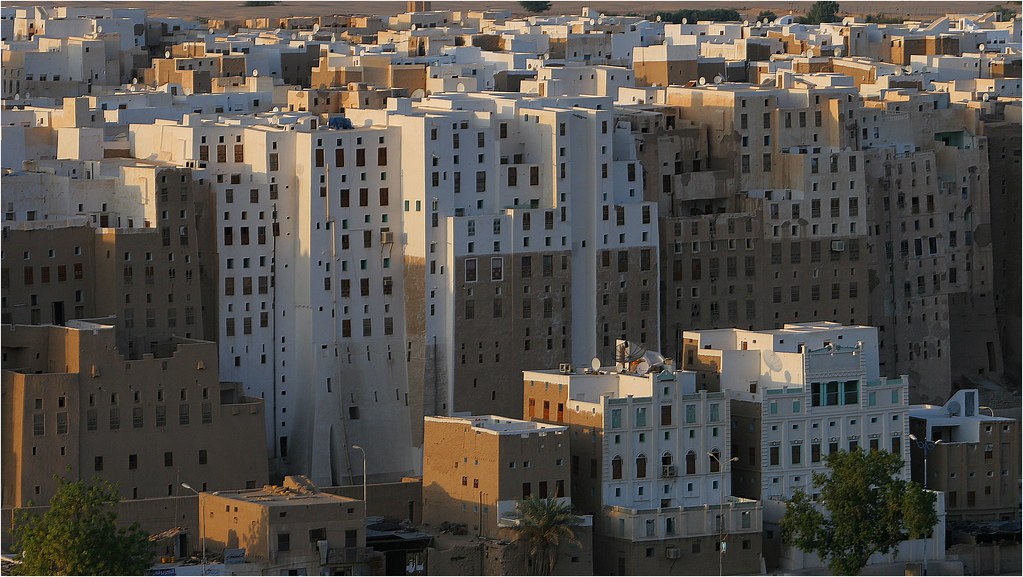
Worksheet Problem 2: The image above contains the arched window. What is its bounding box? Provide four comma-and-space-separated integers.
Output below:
612, 455, 623, 480
685, 450, 697, 475
662, 452, 673, 466
709, 449, 721, 473
636, 454, 647, 479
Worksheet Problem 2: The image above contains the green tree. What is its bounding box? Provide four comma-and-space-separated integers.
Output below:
11, 477, 153, 575
865, 13, 903, 24
756, 10, 778, 23
989, 4, 1018, 21
799, 1, 841, 24
781, 449, 937, 575
514, 497, 581, 576
519, 1, 552, 13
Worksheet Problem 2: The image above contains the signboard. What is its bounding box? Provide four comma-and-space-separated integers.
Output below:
223, 548, 246, 565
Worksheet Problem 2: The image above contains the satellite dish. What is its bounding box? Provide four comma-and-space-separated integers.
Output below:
165, 50, 171, 59
331, 32, 337, 42
895, 67, 903, 76
24, 91, 30, 98
274, 28, 282, 34
312, 24, 320, 34
682, 18, 688, 25
834, 47, 843, 57
713, 75, 723, 84
806, 48, 815, 58
743, 20, 749, 26
591, 357, 601, 371
764, 351, 784, 372
411, 24, 418, 30
698, 76, 706, 85
655, 15, 662, 22
132, 77, 138, 85
763, 18, 770, 24
636, 360, 651, 374
272, 106, 280, 112
209, 28, 215, 35
979, 43, 986, 51
252, 69, 259, 77
97, 25, 104, 33
801, 50, 807, 57
982, 92, 990, 102
13, 93, 20, 100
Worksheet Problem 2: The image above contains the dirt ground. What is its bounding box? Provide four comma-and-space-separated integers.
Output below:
3, 1, 998, 23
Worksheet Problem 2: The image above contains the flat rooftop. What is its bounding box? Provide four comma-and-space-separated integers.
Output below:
426, 414, 567, 435
209, 486, 361, 507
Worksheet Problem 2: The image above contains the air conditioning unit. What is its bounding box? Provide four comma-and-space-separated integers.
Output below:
380, 231, 394, 244
662, 465, 678, 477
831, 240, 846, 252
559, 363, 573, 374
665, 547, 681, 559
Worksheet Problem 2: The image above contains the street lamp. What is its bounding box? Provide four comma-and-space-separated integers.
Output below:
708, 452, 739, 577
181, 483, 206, 576
908, 434, 942, 575
908, 434, 942, 489
351, 445, 367, 510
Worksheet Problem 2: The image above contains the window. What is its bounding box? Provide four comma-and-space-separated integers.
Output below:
277, 533, 291, 552
770, 446, 780, 466
611, 455, 622, 479
464, 259, 477, 282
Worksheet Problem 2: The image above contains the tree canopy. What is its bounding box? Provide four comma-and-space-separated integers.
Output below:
649, 8, 742, 24
989, 4, 1018, 21
519, 1, 552, 13
11, 477, 153, 576
798, 1, 841, 24
781, 449, 938, 575
514, 497, 580, 576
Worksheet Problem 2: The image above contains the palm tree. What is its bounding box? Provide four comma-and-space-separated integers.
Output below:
513, 497, 581, 576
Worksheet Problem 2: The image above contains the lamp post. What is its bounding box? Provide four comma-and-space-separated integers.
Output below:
708, 452, 738, 577
181, 483, 206, 576
908, 434, 942, 575
908, 434, 942, 489
351, 445, 367, 510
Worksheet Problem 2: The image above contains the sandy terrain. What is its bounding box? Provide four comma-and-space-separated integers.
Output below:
2, 1, 998, 22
